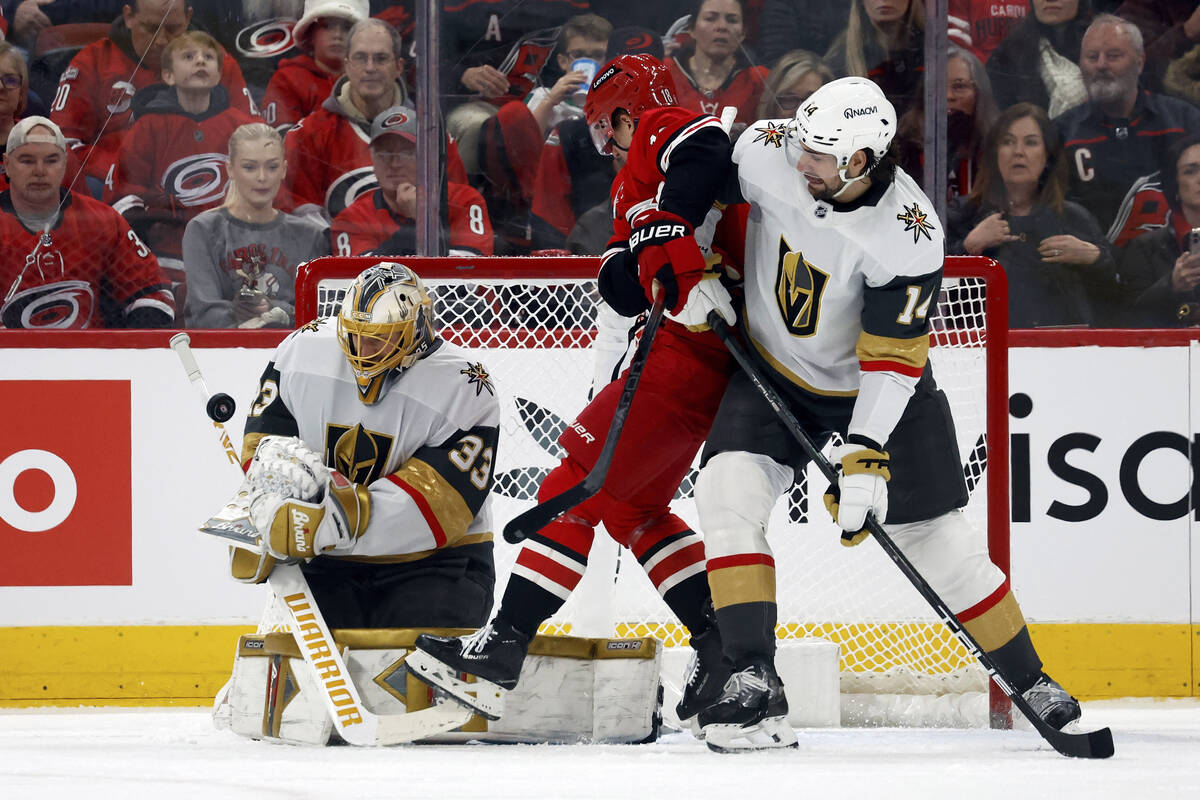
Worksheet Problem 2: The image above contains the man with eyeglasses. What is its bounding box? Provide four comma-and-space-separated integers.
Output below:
283, 17, 471, 221
330, 106, 494, 257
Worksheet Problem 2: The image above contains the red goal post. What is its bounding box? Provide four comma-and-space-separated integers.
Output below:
296, 255, 1011, 727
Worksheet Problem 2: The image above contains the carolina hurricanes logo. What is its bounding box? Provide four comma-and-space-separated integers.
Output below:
162, 153, 230, 207
325, 166, 378, 218
236, 18, 296, 59
379, 110, 410, 130
1, 280, 96, 329
621, 32, 654, 53
106, 81, 136, 114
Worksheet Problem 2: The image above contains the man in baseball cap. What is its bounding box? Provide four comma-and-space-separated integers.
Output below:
329, 105, 493, 257
5, 116, 67, 211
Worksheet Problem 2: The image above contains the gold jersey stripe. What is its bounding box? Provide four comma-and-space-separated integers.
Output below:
961, 590, 1028, 653
241, 431, 267, 466
856, 331, 930, 370
333, 532, 494, 564
390, 458, 475, 546
709, 563, 777, 609
748, 333, 859, 397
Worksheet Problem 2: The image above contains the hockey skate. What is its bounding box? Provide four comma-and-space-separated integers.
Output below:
675, 627, 733, 731
405, 619, 531, 720
1022, 673, 1082, 730
698, 660, 798, 752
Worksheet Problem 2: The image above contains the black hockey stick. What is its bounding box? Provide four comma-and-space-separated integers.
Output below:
503, 295, 666, 543
707, 313, 1114, 760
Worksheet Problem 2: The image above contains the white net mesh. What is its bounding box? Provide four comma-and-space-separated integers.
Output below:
305, 258, 1003, 722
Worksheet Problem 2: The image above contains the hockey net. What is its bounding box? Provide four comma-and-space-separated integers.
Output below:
295, 255, 1010, 728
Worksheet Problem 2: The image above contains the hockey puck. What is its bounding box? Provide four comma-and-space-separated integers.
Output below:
206, 393, 236, 423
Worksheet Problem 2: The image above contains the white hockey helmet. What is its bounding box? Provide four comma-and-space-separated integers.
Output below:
336, 262, 435, 404
785, 76, 896, 181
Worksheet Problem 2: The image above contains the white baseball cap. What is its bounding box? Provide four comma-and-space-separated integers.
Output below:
6, 116, 66, 155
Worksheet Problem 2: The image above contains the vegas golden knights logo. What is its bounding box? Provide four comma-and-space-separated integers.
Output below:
325, 423, 394, 485
774, 237, 829, 337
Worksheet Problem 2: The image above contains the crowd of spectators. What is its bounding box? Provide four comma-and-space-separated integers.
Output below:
0, 0, 1198, 329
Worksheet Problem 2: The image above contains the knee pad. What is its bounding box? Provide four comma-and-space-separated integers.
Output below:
695, 451, 793, 559
885, 509, 1005, 614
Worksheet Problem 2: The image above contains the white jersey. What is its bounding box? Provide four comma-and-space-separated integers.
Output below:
733, 119, 945, 444
244, 319, 500, 560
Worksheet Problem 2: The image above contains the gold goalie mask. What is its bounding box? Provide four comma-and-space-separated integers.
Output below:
337, 262, 436, 404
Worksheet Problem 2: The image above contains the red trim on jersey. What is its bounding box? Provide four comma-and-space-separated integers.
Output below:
646, 541, 706, 588
860, 359, 925, 378
515, 547, 584, 591
386, 473, 447, 547
707, 552, 775, 571
957, 579, 1011, 622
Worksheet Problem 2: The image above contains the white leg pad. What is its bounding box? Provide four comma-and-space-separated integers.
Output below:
224, 631, 662, 745
696, 451, 793, 558
884, 509, 1006, 614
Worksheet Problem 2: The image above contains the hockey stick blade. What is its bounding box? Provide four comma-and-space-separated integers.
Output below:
708, 313, 1115, 759
503, 296, 666, 543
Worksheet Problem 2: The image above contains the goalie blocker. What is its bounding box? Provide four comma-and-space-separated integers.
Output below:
220, 628, 662, 745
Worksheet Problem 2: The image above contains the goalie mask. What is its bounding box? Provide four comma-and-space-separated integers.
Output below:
584, 53, 677, 155
785, 76, 896, 190
337, 262, 435, 404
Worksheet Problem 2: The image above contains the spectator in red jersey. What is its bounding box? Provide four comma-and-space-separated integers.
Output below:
331, 106, 493, 257
947, 103, 1115, 327
182, 122, 329, 329
1115, 0, 1200, 93
48, 0, 255, 189
754, 48, 833, 120
948, 0, 1030, 63
284, 18, 408, 219
824, 0, 926, 118
0, 117, 175, 329
113, 31, 259, 295
261, 0, 367, 132
986, 0, 1094, 115
527, 14, 612, 138
665, 0, 767, 129
1119, 134, 1200, 327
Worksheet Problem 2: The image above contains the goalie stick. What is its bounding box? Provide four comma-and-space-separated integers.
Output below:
168, 333, 473, 745
706, 313, 1115, 760
502, 294, 666, 543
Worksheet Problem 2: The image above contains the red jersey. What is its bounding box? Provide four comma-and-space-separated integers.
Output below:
49, 19, 253, 187
0, 190, 174, 329
113, 85, 259, 261
283, 77, 468, 218
330, 184, 494, 257
664, 58, 768, 126
260, 54, 338, 131
948, 0, 1029, 62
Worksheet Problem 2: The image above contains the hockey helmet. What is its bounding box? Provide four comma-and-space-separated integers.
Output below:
584, 53, 677, 155
337, 262, 435, 404
785, 76, 896, 181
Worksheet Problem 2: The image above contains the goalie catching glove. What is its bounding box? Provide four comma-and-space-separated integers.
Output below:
823, 441, 890, 546
628, 209, 707, 313
245, 436, 371, 559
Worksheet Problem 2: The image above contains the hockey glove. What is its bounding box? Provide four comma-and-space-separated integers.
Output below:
247, 436, 329, 500
666, 273, 736, 331
823, 442, 890, 546
628, 209, 707, 313
252, 471, 371, 559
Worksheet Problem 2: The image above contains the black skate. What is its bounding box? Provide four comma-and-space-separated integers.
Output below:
698, 660, 798, 752
1022, 673, 1081, 730
406, 619, 532, 720
675, 627, 732, 727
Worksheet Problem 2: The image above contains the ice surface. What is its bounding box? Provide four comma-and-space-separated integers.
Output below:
2, 699, 1198, 799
